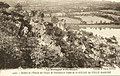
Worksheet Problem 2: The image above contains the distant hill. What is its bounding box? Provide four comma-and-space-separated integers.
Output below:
1, 0, 120, 11
0, 0, 102, 7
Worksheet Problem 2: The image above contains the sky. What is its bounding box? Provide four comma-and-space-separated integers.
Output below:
106, 0, 120, 2
0, 0, 120, 4
0, 0, 120, 2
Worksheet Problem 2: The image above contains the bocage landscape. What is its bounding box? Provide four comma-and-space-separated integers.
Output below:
0, 0, 120, 69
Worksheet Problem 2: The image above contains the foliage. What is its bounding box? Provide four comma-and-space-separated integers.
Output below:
0, 7, 120, 69
14, 3, 22, 11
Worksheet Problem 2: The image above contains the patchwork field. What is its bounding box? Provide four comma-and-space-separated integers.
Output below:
74, 16, 112, 24
44, 17, 82, 24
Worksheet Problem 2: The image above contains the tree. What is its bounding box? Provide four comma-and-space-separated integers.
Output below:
15, 3, 22, 11
0, 2, 10, 12
0, 2, 10, 8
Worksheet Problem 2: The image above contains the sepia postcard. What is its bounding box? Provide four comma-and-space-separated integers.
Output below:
0, 0, 120, 76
